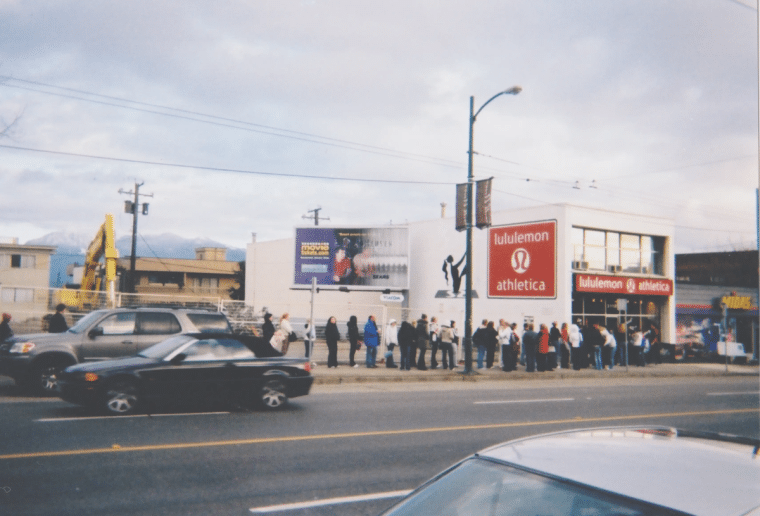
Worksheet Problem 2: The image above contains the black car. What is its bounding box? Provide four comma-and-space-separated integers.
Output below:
56, 333, 313, 415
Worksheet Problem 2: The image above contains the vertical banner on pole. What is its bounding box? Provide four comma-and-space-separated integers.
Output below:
455, 183, 467, 232
475, 177, 493, 229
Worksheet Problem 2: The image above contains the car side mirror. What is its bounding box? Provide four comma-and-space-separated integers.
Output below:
170, 353, 187, 365
88, 327, 104, 339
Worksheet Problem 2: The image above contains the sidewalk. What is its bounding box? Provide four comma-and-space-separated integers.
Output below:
296, 342, 760, 385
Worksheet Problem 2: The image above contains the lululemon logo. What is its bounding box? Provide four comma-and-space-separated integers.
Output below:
626, 278, 636, 294
511, 248, 530, 274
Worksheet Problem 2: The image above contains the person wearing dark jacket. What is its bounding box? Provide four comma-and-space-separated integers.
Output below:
347, 315, 360, 367
523, 323, 539, 372
49, 304, 69, 333
415, 314, 429, 370
262, 312, 275, 344
397, 320, 415, 371
483, 321, 498, 369
0, 313, 12, 342
364, 315, 379, 368
325, 316, 341, 368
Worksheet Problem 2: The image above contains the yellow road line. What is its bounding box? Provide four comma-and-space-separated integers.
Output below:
1, 407, 757, 460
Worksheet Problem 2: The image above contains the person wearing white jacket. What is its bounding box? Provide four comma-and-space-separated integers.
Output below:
569, 322, 583, 370
384, 319, 399, 368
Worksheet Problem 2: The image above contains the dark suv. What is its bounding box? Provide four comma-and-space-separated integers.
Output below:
0, 307, 231, 395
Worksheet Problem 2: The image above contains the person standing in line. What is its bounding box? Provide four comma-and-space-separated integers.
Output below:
484, 321, 498, 369
647, 323, 661, 364
262, 312, 275, 344
409, 320, 418, 367
614, 323, 627, 366
324, 316, 340, 368
549, 321, 561, 371
473, 319, 488, 369
397, 320, 415, 371
364, 315, 379, 368
429, 316, 440, 369
438, 323, 455, 370
278, 313, 294, 355
304, 319, 316, 359
49, 304, 69, 333
590, 323, 604, 370
601, 325, 617, 370
536, 323, 550, 372
384, 319, 399, 368
347, 315, 360, 367
497, 319, 513, 371
507, 323, 521, 372
450, 321, 460, 366
416, 314, 429, 370
560, 322, 571, 369
520, 323, 529, 366
569, 321, 583, 370
631, 328, 645, 367
0, 313, 12, 342
523, 323, 538, 373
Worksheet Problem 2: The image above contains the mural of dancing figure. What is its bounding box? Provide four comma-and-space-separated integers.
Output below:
442, 253, 467, 296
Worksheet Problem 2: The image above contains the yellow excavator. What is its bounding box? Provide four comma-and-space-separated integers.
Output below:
58, 214, 119, 310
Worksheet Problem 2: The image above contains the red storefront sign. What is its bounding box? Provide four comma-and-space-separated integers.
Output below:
575, 274, 673, 296
488, 220, 557, 298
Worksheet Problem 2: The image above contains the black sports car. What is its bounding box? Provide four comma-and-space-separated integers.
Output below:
56, 333, 313, 414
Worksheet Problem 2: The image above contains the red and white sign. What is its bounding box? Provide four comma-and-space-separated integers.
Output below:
575, 274, 673, 296
488, 220, 557, 298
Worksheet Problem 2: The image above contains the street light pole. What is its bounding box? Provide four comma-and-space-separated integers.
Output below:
463, 87, 521, 374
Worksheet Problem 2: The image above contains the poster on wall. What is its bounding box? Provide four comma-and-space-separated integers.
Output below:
293, 226, 409, 290
488, 220, 557, 298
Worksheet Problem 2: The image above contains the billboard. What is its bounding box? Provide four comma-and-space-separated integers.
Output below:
294, 226, 409, 290
488, 220, 557, 298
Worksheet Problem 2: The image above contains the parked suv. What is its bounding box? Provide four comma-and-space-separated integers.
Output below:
0, 307, 232, 395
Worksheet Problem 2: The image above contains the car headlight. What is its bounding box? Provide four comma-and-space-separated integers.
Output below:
9, 342, 35, 354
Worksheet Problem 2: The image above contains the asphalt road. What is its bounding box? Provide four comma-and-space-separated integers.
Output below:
0, 376, 758, 516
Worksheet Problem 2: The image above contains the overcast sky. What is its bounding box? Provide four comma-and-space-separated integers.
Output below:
0, 0, 757, 255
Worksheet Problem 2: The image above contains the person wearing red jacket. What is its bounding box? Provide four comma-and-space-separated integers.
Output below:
537, 323, 550, 372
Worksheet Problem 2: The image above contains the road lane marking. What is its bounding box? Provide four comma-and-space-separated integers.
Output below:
249, 490, 412, 513
36, 412, 230, 422
706, 392, 758, 396
1, 407, 757, 461
475, 398, 574, 405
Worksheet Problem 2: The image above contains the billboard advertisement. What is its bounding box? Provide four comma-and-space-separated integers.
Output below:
294, 226, 409, 290
488, 220, 557, 298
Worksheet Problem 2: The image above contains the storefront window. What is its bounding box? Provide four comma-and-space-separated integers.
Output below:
606, 233, 620, 269
584, 230, 606, 270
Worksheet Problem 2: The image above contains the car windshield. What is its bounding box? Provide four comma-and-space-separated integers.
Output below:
138, 335, 196, 359
67, 310, 108, 334
380, 457, 687, 516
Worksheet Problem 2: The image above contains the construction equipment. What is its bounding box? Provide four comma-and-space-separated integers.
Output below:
58, 214, 119, 310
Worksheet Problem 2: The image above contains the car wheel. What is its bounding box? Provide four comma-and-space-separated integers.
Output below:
259, 378, 288, 409
29, 357, 75, 396
104, 380, 140, 415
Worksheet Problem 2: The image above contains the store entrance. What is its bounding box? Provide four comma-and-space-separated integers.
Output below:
572, 293, 661, 334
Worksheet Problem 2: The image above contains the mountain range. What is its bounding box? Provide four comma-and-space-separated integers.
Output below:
26, 232, 245, 287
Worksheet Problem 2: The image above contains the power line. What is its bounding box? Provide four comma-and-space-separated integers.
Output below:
0, 143, 454, 185
0, 76, 465, 170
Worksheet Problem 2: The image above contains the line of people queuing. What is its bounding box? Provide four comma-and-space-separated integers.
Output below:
260, 311, 661, 372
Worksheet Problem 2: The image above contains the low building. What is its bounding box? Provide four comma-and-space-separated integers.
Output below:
675, 250, 758, 359
0, 237, 57, 327
245, 204, 676, 346
118, 247, 240, 301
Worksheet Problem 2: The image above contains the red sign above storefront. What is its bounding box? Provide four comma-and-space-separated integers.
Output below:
488, 220, 557, 298
575, 274, 673, 296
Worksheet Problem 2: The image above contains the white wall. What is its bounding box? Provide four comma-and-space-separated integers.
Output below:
245, 203, 676, 342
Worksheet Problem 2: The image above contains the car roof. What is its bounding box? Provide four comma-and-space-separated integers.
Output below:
479, 426, 760, 516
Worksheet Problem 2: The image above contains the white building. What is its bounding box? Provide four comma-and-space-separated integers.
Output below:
246, 203, 675, 344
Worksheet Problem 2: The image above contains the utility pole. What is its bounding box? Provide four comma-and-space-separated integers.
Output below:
119, 182, 153, 293
302, 206, 330, 226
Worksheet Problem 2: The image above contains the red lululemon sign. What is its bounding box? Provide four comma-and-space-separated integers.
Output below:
488, 220, 557, 298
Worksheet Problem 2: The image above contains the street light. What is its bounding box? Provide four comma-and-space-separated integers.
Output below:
462, 86, 522, 374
